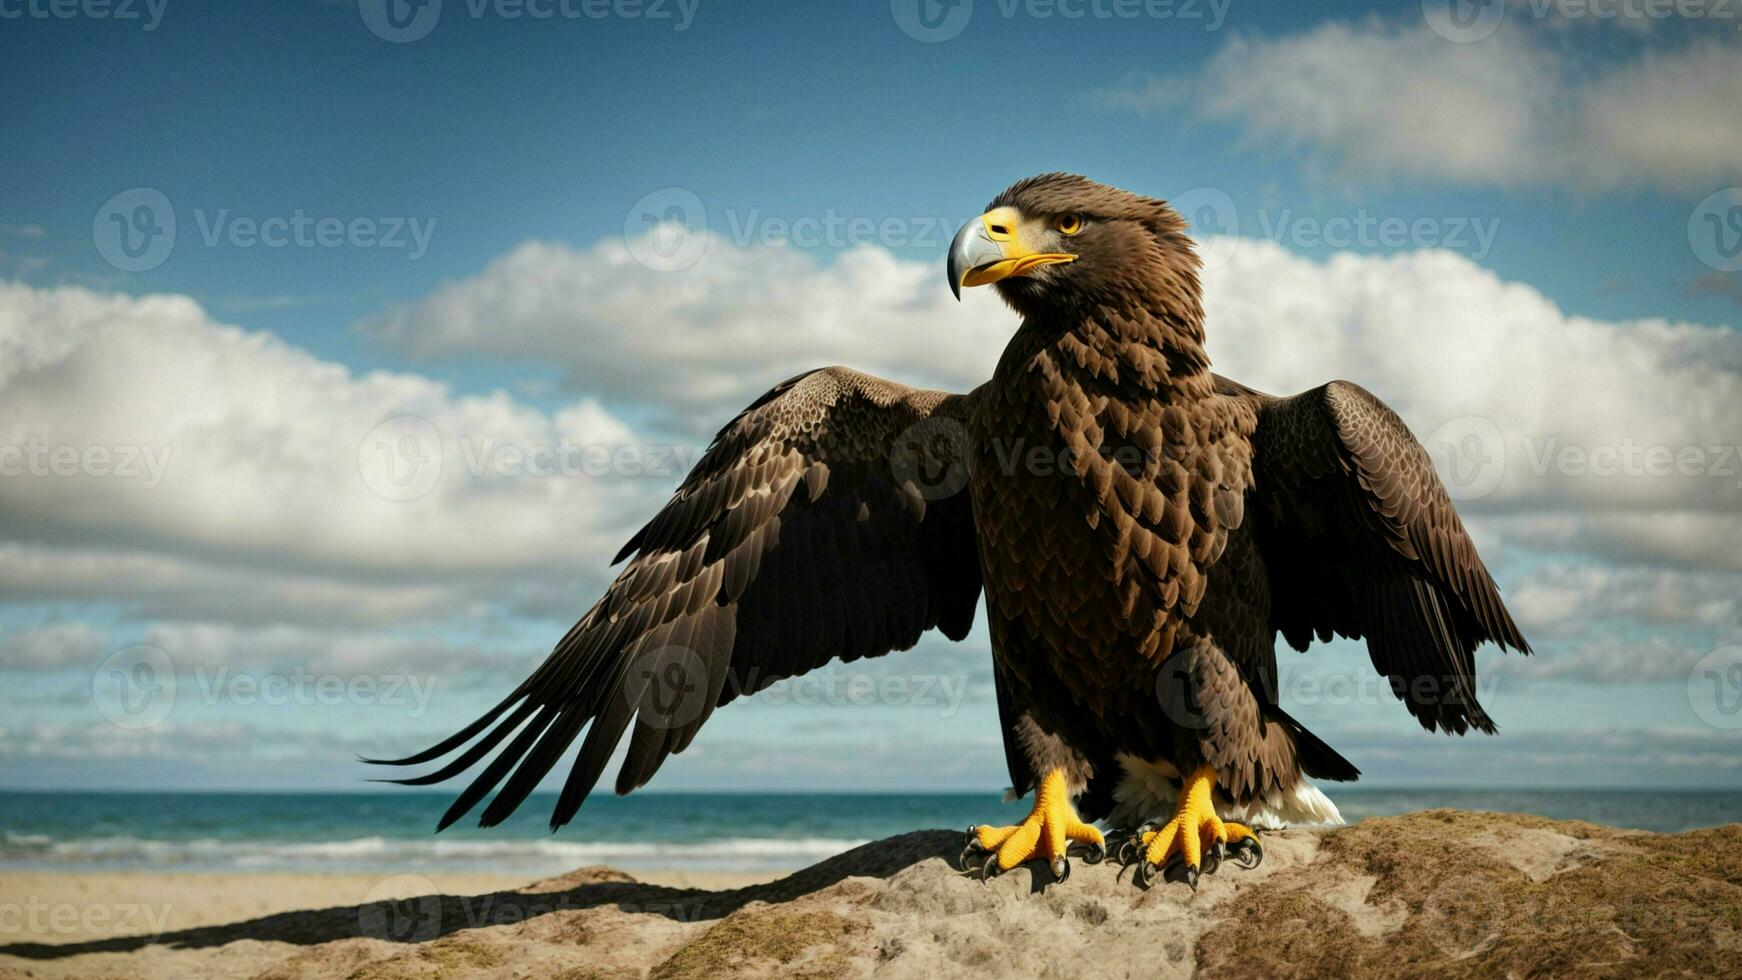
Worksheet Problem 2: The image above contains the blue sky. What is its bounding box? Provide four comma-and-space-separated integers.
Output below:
1, 0, 1740, 793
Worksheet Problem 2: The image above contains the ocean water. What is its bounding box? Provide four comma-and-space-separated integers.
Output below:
2, 789, 1737, 876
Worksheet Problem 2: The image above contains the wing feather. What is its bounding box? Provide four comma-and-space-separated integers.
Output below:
1247, 380, 1529, 735
368, 367, 983, 828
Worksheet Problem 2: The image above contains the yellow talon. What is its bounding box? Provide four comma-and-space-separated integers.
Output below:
972, 768, 1104, 872
1140, 764, 1256, 880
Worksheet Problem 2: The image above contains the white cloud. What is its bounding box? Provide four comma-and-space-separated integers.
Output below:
1096, 19, 1742, 192
134, 620, 530, 678
1199, 239, 1742, 569
1509, 564, 1740, 634
0, 280, 661, 642
360, 233, 1015, 431
0, 622, 111, 669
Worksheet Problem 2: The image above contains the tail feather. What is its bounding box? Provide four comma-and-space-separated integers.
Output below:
1268, 704, 1360, 783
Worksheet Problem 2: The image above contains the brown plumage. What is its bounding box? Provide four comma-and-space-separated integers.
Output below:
370, 173, 1528, 831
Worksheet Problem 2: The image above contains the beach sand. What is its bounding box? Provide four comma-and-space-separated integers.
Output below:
0, 868, 777, 940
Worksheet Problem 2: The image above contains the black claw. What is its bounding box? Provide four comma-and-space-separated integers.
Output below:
1116, 837, 1140, 867
1051, 856, 1070, 882
1134, 861, 1158, 890
1184, 866, 1199, 890
957, 827, 988, 872
1071, 839, 1107, 865
1228, 837, 1263, 870
957, 844, 981, 872
1201, 842, 1223, 876
1115, 824, 1155, 867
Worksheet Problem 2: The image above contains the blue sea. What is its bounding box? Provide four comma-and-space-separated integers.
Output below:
2, 790, 1738, 876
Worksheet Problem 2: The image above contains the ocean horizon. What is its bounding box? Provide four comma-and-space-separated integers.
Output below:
5, 789, 1739, 876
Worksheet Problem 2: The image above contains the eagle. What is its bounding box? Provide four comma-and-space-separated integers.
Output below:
369, 174, 1529, 888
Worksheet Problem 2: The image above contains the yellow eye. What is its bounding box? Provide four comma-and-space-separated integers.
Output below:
1054, 214, 1084, 235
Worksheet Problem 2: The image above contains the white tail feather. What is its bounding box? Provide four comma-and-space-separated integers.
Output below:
1106, 754, 1345, 830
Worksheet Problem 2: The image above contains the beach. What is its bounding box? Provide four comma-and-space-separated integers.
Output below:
2, 812, 1738, 979
3, 790, 1739, 976
0, 868, 778, 942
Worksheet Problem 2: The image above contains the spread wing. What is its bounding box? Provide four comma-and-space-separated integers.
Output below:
1243, 379, 1529, 735
368, 367, 984, 829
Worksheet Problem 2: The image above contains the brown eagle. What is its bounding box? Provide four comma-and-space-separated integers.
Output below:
370, 174, 1529, 888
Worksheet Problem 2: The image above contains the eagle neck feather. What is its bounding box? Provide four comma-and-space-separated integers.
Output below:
1019, 275, 1213, 401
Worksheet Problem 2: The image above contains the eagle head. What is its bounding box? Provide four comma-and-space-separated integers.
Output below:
947, 173, 1200, 319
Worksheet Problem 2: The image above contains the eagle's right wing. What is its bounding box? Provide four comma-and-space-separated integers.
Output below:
368, 367, 984, 830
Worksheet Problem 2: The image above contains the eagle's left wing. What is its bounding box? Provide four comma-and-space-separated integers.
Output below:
1240, 379, 1530, 735
367, 367, 983, 830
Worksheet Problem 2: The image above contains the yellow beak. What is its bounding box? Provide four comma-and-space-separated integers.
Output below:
947, 206, 1077, 299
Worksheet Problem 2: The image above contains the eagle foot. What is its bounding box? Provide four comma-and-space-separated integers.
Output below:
957, 768, 1103, 884
1132, 764, 1259, 888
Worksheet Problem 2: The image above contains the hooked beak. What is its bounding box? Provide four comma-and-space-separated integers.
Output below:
947, 206, 1077, 300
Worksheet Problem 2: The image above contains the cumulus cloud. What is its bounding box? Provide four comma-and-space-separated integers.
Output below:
359, 232, 1015, 431
1200, 239, 1742, 569
0, 622, 111, 669
1095, 19, 1742, 192
0, 281, 666, 636
1508, 564, 1740, 635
